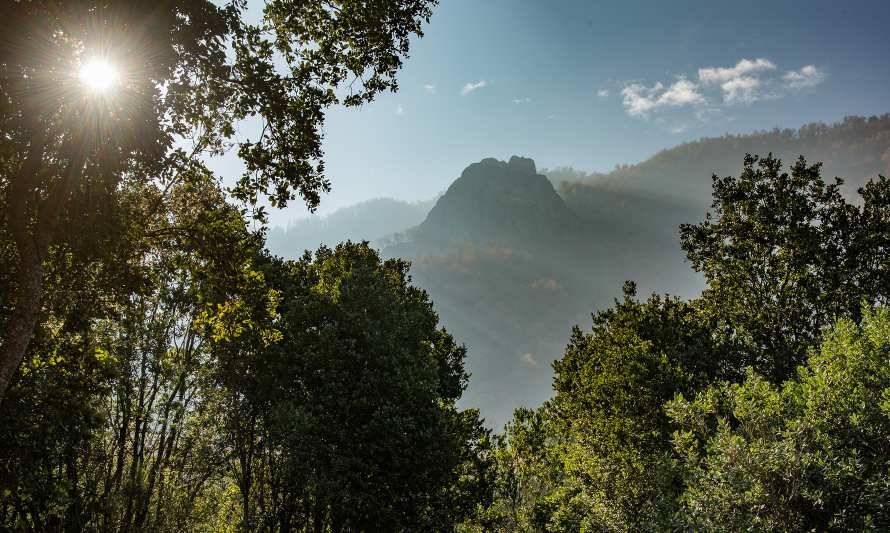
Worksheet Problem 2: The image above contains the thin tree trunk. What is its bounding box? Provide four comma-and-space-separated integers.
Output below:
0, 128, 47, 404
63, 442, 84, 533
0, 239, 46, 402
0, 129, 87, 407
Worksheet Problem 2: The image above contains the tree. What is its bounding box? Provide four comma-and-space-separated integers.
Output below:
680, 154, 890, 382
468, 154, 890, 530
459, 405, 571, 533
0, 174, 260, 531
542, 283, 725, 530
0, 0, 437, 402
669, 307, 890, 530
212, 242, 489, 531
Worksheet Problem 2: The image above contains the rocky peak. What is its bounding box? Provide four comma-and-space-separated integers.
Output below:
508, 155, 536, 174
416, 156, 578, 244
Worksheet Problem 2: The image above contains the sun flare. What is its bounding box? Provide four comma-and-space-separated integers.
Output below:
78, 58, 119, 93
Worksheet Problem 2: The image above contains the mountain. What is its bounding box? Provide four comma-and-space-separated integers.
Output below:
415, 156, 579, 245
553, 115, 890, 300
383, 156, 702, 427
270, 115, 890, 429
266, 197, 435, 258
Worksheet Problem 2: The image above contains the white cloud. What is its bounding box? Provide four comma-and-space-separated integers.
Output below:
721, 76, 761, 104
698, 58, 778, 104
617, 58, 824, 125
519, 352, 540, 368
621, 78, 704, 117
460, 80, 487, 96
699, 58, 776, 84
783, 65, 826, 89
597, 88, 610, 97
659, 78, 705, 106
622, 82, 663, 116
512, 97, 532, 104
423, 83, 436, 93
395, 105, 404, 116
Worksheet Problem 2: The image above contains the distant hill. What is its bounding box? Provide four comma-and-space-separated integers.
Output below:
272, 115, 890, 429
383, 156, 703, 427
556, 114, 890, 296
266, 197, 435, 258
561, 114, 890, 210
540, 166, 599, 189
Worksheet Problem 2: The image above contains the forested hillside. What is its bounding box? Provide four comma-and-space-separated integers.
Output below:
561, 114, 890, 206
381, 116, 890, 428
383, 156, 700, 427
558, 115, 890, 268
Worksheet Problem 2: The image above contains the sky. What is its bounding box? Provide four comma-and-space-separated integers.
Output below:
229, 0, 890, 226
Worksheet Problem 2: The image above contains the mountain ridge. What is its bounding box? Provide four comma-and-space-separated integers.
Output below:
274, 114, 890, 428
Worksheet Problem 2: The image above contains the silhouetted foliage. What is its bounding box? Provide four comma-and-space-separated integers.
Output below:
681, 154, 890, 382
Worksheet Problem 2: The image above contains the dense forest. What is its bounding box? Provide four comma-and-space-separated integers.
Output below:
3, 1, 890, 532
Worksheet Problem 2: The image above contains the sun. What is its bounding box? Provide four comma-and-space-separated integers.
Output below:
78, 58, 119, 93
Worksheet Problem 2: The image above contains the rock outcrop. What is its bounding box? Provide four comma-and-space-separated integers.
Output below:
416, 156, 578, 244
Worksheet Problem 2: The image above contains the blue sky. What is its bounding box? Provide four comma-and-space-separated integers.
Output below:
236, 0, 890, 225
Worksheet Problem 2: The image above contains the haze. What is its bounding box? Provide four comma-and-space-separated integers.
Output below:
228, 0, 890, 224
4, 2, 890, 530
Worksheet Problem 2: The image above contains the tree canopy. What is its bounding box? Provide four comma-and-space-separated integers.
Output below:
461, 155, 890, 532
0, 0, 437, 402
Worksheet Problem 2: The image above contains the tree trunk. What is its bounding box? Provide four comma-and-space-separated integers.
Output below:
0, 128, 47, 405
0, 248, 45, 402
0, 133, 84, 405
